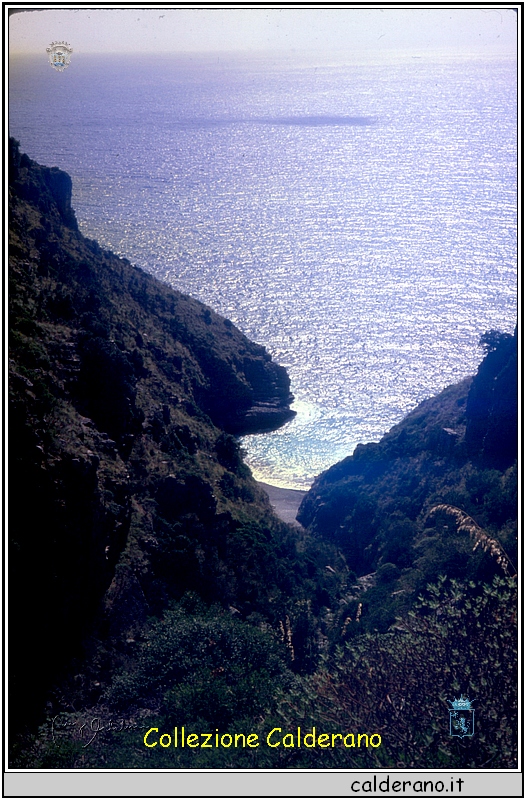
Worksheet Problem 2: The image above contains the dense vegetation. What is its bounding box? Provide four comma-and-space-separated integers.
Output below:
298, 328, 517, 636
9, 140, 517, 769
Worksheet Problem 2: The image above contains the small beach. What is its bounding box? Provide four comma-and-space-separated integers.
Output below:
258, 482, 307, 527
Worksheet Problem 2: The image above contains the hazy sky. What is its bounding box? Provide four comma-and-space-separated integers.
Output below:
9, 6, 517, 57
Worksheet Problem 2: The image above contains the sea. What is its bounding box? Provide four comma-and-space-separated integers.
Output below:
9, 51, 517, 489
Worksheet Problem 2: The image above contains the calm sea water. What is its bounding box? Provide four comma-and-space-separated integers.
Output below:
9, 52, 517, 488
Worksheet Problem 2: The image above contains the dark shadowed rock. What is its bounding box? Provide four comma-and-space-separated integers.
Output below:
8, 137, 297, 732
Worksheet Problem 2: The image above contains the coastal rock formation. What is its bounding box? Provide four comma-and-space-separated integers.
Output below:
465, 328, 518, 468
8, 139, 517, 771
298, 331, 517, 614
8, 138, 302, 731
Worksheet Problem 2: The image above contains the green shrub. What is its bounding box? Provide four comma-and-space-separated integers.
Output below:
106, 600, 292, 729
278, 575, 517, 768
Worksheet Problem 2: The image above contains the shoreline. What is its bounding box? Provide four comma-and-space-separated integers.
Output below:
257, 481, 307, 527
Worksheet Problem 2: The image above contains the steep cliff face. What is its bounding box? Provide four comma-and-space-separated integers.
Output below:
297, 377, 475, 574
298, 332, 517, 608
9, 141, 517, 771
8, 139, 301, 730
465, 328, 518, 468
9, 138, 78, 230
9, 139, 295, 436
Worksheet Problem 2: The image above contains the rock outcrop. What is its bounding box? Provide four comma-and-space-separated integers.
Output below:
8, 138, 298, 731
297, 332, 517, 595
465, 328, 518, 468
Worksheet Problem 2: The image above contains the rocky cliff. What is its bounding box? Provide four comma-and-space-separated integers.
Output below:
8, 140, 517, 771
297, 330, 517, 628
8, 139, 305, 733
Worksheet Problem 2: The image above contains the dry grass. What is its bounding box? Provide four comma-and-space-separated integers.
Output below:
429, 504, 516, 577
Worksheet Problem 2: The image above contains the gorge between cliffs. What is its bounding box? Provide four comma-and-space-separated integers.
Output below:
8, 140, 517, 770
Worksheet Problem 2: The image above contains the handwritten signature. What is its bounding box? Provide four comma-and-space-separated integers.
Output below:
51, 714, 145, 748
